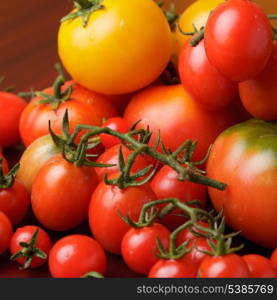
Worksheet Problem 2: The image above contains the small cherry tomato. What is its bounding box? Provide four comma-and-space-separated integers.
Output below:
242, 254, 277, 278
0, 211, 13, 254
100, 117, 130, 149
204, 0, 273, 81
0, 92, 26, 147
10, 226, 52, 269
89, 180, 157, 254
270, 249, 277, 271
121, 223, 170, 275
176, 221, 210, 242
49, 235, 106, 278
198, 254, 250, 278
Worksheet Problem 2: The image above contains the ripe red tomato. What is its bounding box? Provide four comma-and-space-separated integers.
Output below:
204, 0, 273, 81
49, 235, 106, 278
151, 165, 207, 230
271, 249, 277, 271
148, 258, 197, 278
176, 221, 210, 242
10, 226, 52, 269
0, 211, 13, 254
121, 223, 170, 275
186, 238, 212, 268
0, 92, 26, 147
100, 117, 130, 149
242, 254, 277, 278
0, 179, 30, 226
198, 254, 250, 278
31, 154, 98, 231
239, 42, 277, 120
95, 144, 150, 181
124, 84, 245, 162
89, 180, 157, 254
19, 81, 117, 147
179, 39, 238, 109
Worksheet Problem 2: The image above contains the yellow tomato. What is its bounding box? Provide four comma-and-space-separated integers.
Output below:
58, 0, 172, 95
174, 0, 224, 53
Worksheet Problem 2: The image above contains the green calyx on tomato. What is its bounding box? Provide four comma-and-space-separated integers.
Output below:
0, 158, 19, 189
61, 0, 104, 27
10, 229, 47, 270
81, 271, 104, 278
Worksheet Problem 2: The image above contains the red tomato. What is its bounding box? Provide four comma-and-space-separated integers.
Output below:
121, 223, 170, 275
95, 144, 150, 181
0, 179, 30, 226
100, 117, 130, 149
0, 211, 12, 254
31, 154, 98, 231
124, 84, 245, 162
176, 221, 210, 243
89, 180, 157, 254
186, 238, 212, 268
204, 0, 273, 81
10, 226, 52, 269
271, 249, 277, 271
148, 258, 197, 278
0, 92, 26, 147
179, 39, 238, 109
198, 254, 250, 278
49, 235, 106, 278
242, 254, 276, 278
239, 42, 277, 120
151, 165, 207, 230
19, 81, 117, 147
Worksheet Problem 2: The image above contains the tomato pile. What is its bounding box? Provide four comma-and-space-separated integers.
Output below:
1, 0, 277, 278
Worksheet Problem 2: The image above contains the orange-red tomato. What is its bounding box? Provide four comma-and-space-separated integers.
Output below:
0, 211, 12, 254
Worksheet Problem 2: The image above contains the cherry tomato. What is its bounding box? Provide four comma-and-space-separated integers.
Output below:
49, 235, 106, 278
124, 84, 245, 162
10, 226, 52, 269
151, 165, 207, 230
121, 223, 170, 275
100, 117, 130, 149
31, 154, 98, 231
204, 0, 273, 81
179, 39, 238, 109
198, 254, 249, 278
0, 211, 12, 254
186, 238, 212, 269
242, 254, 276, 278
16, 135, 59, 193
58, 0, 172, 95
0, 92, 26, 147
207, 119, 277, 248
176, 221, 210, 243
149, 257, 197, 278
239, 42, 277, 120
89, 180, 157, 254
270, 249, 277, 271
19, 81, 117, 147
0, 179, 30, 226
95, 144, 150, 181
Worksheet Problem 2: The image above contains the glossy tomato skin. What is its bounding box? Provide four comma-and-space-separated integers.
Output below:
19, 82, 117, 147
207, 119, 277, 248
124, 85, 244, 162
204, 0, 272, 81
0, 180, 30, 226
95, 144, 149, 181
198, 254, 250, 278
179, 39, 238, 109
10, 226, 52, 269
0, 92, 26, 147
31, 154, 98, 231
49, 235, 106, 278
0, 212, 13, 254
176, 221, 210, 243
17, 135, 59, 193
151, 165, 207, 230
149, 258, 197, 278
239, 42, 277, 120
242, 254, 277, 278
58, 0, 172, 95
121, 223, 170, 275
100, 117, 130, 149
271, 249, 277, 271
89, 181, 157, 254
